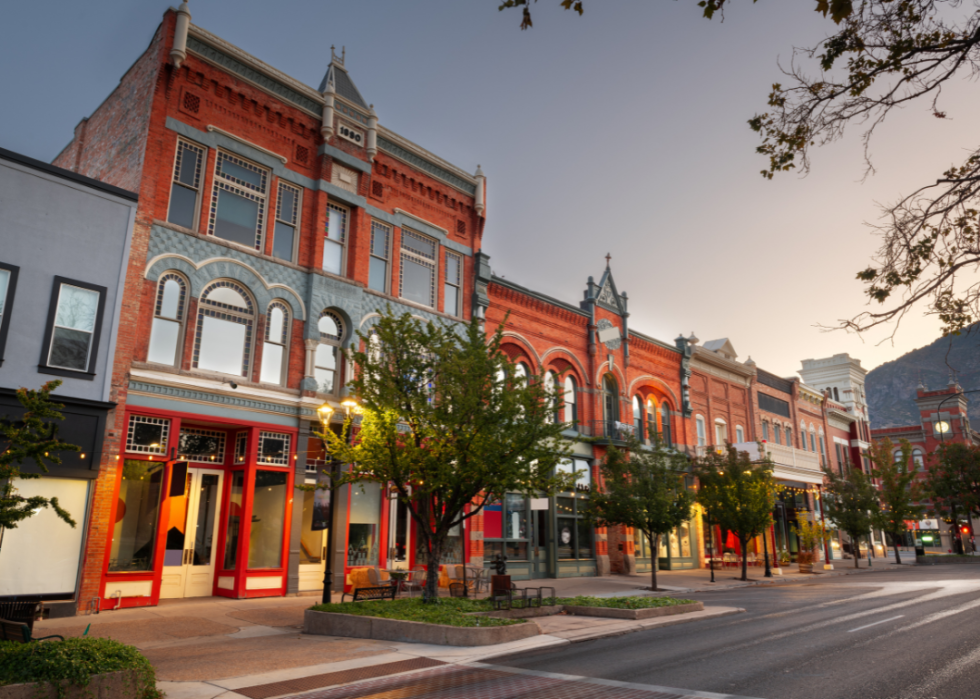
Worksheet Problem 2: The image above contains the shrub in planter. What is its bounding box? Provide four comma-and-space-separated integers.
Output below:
0, 637, 161, 699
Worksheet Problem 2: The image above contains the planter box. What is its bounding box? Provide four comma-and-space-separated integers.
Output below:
304, 609, 541, 646
916, 555, 980, 566
563, 601, 703, 620
0, 670, 142, 699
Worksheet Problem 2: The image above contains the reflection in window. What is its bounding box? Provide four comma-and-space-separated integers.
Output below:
315, 311, 344, 395
661, 402, 672, 447
48, 283, 100, 371
260, 303, 289, 385
300, 481, 329, 565
444, 250, 461, 316
209, 152, 268, 250
347, 482, 382, 566
194, 281, 254, 377
273, 183, 299, 261
178, 427, 226, 463
399, 229, 436, 308
323, 204, 347, 275
369, 221, 390, 292
0, 268, 8, 326
249, 471, 288, 569
563, 376, 577, 423
126, 415, 170, 455
148, 274, 187, 366
168, 140, 205, 229
108, 461, 164, 572
633, 396, 644, 441
223, 472, 245, 569
556, 460, 593, 559
257, 431, 291, 466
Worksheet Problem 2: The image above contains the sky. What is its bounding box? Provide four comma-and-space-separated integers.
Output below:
3, 0, 978, 378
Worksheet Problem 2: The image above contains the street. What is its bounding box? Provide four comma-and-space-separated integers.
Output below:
292, 566, 980, 699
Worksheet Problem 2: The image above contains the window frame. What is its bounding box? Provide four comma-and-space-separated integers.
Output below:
167, 138, 207, 231
315, 310, 345, 396
208, 150, 269, 251
398, 228, 438, 309
660, 401, 672, 447
735, 425, 745, 443
147, 272, 188, 367
443, 249, 462, 317
272, 181, 302, 263
39, 276, 107, 380
260, 301, 291, 386
192, 280, 256, 378
696, 415, 706, 447
564, 375, 578, 424
0, 261, 20, 366
368, 219, 391, 292
714, 418, 727, 445
323, 202, 349, 276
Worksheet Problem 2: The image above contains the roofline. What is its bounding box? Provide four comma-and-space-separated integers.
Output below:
0, 147, 139, 202
629, 329, 683, 356
691, 345, 754, 374
490, 275, 589, 318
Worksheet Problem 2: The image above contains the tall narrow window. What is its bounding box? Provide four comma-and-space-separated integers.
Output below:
810, 432, 817, 452
323, 204, 348, 276
444, 250, 462, 317
736, 425, 745, 442
168, 140, 205, 230
774, 425, 782, 445
632, 396, 644, 441
368, 220, 390, 292
544, 372, 560, 423
273, 182, 300, 262
42, 278, 106, 375
564, 375, 577, 424
912, 448, 925, 470
762, 421, 769, 441
714, 419, 727, 445
0, 262, 19, 364
193, 281, 254, 377
602, 375, 618, 425
833, 387, 840, 401
315, 310, 344, 395
785, 427, 792, 448
661, 402, 672, 447
399, 230, 437, 308
260, 302, 289, 385
646, 399, 658, 443
148, 273, 186, 366
696, 415, 706, 446
209, 152, 268, 250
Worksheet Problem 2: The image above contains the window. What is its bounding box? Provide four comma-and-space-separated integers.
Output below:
260, 302, 289, 385
564, 375, 577, 424
632, 396, 644, 440
368, 220, 390, 292
193, 280, 254, 377
41, 277, 106, 377
774, 424, 782, 445
800, 424, 808, 450
484, 493, 529, 561
347, 482, 383, 566
209, 151, 268, 250
646, 399, 658, 443
0, 261, 19, 364
126, 415, 170, 455
556, 460, 593, 560
168, 140, 205, 230
912, 448, 925, 470
714, 419, 727, 445
109, 460, 164, 572
696, 416, 706, 446
178, 427, 226, 463
223, 471, 245, 569
273, 182, 300, 261
762, 421, 770, 441
544, 371, 560, 423
249, 471, 288, 569
602, 375, 619, 424
810, 432, 817, 452
661, 402, 672, 447
819, 436, 826, 459
315, 310, 344, 395
833, 387, 840, 401
785, 427, 792, 448
147, 273, 187, 366
323, 203, 348, 275
444, 250, 462, 317
399, 229, 437, 308
736, 425, 745, 443
258, 431, 291, 466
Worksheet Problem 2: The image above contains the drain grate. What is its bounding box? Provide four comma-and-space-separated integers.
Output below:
234, 657, 445, 699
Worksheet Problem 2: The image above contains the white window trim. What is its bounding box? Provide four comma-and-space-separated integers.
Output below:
273, 181, 302, 263
399, 228, 438, 309
168, 138, 207, 231
324, 202, 349, 276
444, 249, 463, 317
735, 425, 745, 442
208, 150, 270, 252
696, 415, 706, 446
260, 301, 291, 386
369, 219, 391, 293
148, 272, 188, 368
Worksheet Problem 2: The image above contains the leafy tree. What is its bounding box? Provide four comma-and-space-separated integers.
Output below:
586, 435, 694, 591
791, 517, 832, 567
503, 0, 980, 337
924, 442, 980, 552
694, 446, 778, 582
869, 438, 923, 563
822, 464, 878, 568
319, 310, 573, 601
0, 381, 80, 549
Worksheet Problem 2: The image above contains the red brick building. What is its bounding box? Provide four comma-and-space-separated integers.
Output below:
53, 5, 486, 610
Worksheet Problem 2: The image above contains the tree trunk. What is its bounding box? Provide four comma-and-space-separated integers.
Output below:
853, 535, 860, 568
892, 536, 902, 566
423, 536, 443, 603
650, 533, 659, 591
739, 536, 749, 581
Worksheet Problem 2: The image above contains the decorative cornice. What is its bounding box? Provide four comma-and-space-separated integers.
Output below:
377, 134, 476, 196
129, 380, 317, 418
489, 282, 589, 326
692, 346, 756, 379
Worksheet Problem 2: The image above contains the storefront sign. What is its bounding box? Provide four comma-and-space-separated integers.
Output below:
311, 478, 331, 532
530, 498, 549, 510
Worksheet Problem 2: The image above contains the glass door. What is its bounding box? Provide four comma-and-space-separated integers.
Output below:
160, 469, 224, 598
298, 478, 329, 591
387, 493, 411, 570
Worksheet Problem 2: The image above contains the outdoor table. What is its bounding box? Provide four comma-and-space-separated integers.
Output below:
382, 569, 410, 595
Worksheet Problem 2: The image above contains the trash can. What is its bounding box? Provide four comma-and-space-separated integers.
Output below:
914, 538, 925, 557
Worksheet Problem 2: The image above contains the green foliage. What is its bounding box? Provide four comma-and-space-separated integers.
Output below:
0, 381, 81, 533
556, 595, 694, 609
822, 464, 878, 568
791, 517, 831, 555
311, 598, 521, 627
318, 309, 573, 601
0, 638, 161, 698
924, 442, 980, 550
694, 445, 778, 581
869, 438, 924, 551
586, 435, 693, 590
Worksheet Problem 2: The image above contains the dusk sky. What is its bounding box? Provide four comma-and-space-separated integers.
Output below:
4, 1, 978, 378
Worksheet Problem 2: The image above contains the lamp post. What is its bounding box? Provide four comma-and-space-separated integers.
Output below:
762, 519, 773, 578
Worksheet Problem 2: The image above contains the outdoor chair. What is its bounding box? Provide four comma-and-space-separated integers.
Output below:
0, 596, 42, 633
366, 567, 391, 587
0, 618, 62, 644
722, 552, 736, 568
404, 567, 426, 598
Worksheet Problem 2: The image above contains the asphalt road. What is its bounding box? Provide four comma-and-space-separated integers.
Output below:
489, 566, 980, 699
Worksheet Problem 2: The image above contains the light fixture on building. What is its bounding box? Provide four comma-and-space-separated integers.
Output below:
316, 403, 334, 428
936, 420, 951, 434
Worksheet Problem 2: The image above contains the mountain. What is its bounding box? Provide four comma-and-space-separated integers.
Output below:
865, 329, 980, 430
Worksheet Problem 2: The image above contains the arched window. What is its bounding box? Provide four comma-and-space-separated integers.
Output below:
762, 421, 770, 441
714, 418, 727, 445
912, 448, 925, 470
735, 425, 745, 443
800, 422, 808, 451
809, 431, 817, 452
893, 449, 903, 463
833, 387, 840, 402
260, 302, 289, 385
148, 273, 187, 366
315, 310, 344, 394
602, 375, 618, 425
695, 415, 706, 447
646, 398, 658, 443
632, 396, 644, 440
563, 375, 577, 424
774, 424, 782, 445
194, 280, 254, 376
543, 371, 560, 423
785, 426, 792, 448
513, 362, 529, 385
660, 401, 672, 447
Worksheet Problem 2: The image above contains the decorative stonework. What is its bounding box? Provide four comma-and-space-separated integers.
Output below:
596, 318, 621, 351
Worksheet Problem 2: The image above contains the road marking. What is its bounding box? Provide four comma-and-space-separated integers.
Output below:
848, 615, 904, 633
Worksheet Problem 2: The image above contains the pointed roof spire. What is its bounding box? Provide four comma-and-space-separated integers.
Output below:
605, 252, 611, 268
318, 46, 368, 108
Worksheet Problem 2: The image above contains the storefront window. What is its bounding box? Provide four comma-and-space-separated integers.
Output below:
416, 521, 464, 565
300, 480, 330, 565
347, 481, 382, 566
484, 494, 529, 561
249, 471, 288, 568
556, 495, 593, 559
109, 460, 164, 572
223, 471, 245, 569
634, 529, 651, 559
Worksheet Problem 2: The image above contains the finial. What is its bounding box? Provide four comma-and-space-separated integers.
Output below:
605, 252, 611, 267
688, 332, 699, 345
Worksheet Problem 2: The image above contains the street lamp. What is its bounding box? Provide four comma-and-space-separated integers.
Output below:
317, 403, 336, 605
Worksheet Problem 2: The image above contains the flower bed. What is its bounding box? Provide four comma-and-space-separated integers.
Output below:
554, 596, 696, 610
310, 598, 522, 628
0, 638, 161, 699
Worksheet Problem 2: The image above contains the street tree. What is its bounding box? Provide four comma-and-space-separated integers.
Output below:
869, 438, 924, 563
319, 310, 574, 601
924, 442, 980, 553
694, 446, 778, 582
822, 464, 879, 568
0, 381, 80, 550
586, 435, 694, 591
502, 0, 980, 337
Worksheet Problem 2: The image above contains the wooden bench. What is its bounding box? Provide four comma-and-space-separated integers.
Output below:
341, 585, 397, 603
0, 617, 63, 643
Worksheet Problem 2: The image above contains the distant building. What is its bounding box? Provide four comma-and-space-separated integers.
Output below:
0, 147, 137, 616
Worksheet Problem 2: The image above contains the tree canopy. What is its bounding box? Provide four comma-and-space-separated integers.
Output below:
586, 435, 694, 591
822, 463, 878, 567
869, 438, 924, 563
924, 441, 980, 551
319, 309, 573, 600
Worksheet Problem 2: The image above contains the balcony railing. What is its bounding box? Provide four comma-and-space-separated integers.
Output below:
762, 441, 821, 472
581, 420, 637, 443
